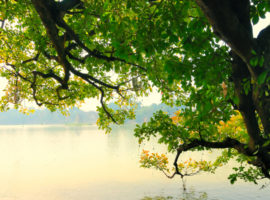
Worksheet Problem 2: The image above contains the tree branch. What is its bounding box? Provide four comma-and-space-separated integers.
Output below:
75, 74, 118, 123
178, 138, 251, 155
0, 19, 5, 29
30, 0, 143, 123
43, 51, 58, 62
69, 67, 119, 90
231, 52, 262, 149
22, 53, 40, 64
32, 70, 63, 85
169, 137, 253, 179
195, 0, 254, 64
257, 25, 270, 41
50, 6, 146, 71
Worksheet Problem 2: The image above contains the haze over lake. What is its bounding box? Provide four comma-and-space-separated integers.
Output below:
0, 125, 269, 200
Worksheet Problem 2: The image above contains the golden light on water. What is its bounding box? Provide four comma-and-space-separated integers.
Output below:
0, 125, 268, 200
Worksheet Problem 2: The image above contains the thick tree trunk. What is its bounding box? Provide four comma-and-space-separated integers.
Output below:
254, 26, 270, 137
196, 0, 270, 176
231, 53, 262, 150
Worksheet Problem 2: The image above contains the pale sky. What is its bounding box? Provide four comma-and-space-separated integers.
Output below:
0, 13, 269, 111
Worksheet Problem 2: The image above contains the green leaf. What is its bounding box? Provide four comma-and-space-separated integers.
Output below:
232, 96, 240, 105
259, 56, 264, 67
263, 140, 270, 147
258, 71, 268, 85
252, 14, 259, 25
228, 174, 237, 184
258, 3, 266, 18
249, 56, 258, 67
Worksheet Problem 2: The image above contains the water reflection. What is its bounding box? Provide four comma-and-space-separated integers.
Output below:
107, 125, 138, 157
141, 188, 214, 200
141, 196, 174, 200
0, 125, 269, 200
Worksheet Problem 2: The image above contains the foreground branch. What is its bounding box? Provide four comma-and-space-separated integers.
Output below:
177, 138, 251, 155
169, 137, 252, 179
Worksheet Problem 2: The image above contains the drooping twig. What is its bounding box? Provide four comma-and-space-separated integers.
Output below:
22, 53, 40, 64
29, 0, 145, 122
0, 19, 5, 29
168, 137, 253, 180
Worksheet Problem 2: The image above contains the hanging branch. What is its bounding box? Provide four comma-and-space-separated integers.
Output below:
22, 53, 40, 64
57, 18, 147, 71
77, 75, 118, 123
0, 19, 5, 29
167, 137, 270, 180
28, 0, 147, 122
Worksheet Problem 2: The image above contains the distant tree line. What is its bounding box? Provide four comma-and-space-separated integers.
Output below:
0, 104, 178, 125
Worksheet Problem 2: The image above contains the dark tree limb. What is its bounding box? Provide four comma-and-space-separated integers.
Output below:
69, 67, 119, 90
254, 25, 270, 135
32, 70, 63, 85
6, 63, 30, 82
162, 137, 254, 180
31, 0, 71, 89
99, 87, 118, 124
257, 25, 270, 42
195, 0, 254, 64
172, 137, 270, 179
22, 53, 40, 64
29, 0, 146, 122
195, 0, 270, 178
43, 51, 59, 62
231, 52, 262, 149
59, 18, 146, 71
66, 51, 85, 63
74, 73, 118, 123
178, 138, 252, 156
0, 19, 5, 29
56, 86, 70, 100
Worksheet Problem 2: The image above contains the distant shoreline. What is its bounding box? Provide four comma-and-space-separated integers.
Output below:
0, 104, 180, 125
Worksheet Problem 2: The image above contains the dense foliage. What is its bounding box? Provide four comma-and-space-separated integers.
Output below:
1, 0, 270, 183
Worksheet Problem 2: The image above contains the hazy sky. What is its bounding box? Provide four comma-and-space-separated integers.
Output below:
0, 13, 269, 111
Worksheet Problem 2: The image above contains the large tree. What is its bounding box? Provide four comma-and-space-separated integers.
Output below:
1, 0, 270, 183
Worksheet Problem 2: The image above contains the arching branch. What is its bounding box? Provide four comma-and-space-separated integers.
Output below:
29, 0, 145, 122
169, 137, 253, 179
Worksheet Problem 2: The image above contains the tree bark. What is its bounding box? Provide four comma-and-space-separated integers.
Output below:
196, 0, 270, 176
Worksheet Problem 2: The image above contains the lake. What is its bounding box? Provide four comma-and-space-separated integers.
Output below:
0, 125, 269, 200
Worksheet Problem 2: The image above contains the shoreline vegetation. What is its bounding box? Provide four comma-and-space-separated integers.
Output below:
0, 103, 179, 125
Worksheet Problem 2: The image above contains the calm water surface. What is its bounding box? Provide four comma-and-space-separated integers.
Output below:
0, 125, 269, 200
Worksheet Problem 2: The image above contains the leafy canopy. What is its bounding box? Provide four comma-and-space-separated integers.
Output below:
1, 0, 270, 184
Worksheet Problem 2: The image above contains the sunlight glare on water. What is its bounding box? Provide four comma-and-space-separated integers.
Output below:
0, 125, 269, 200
